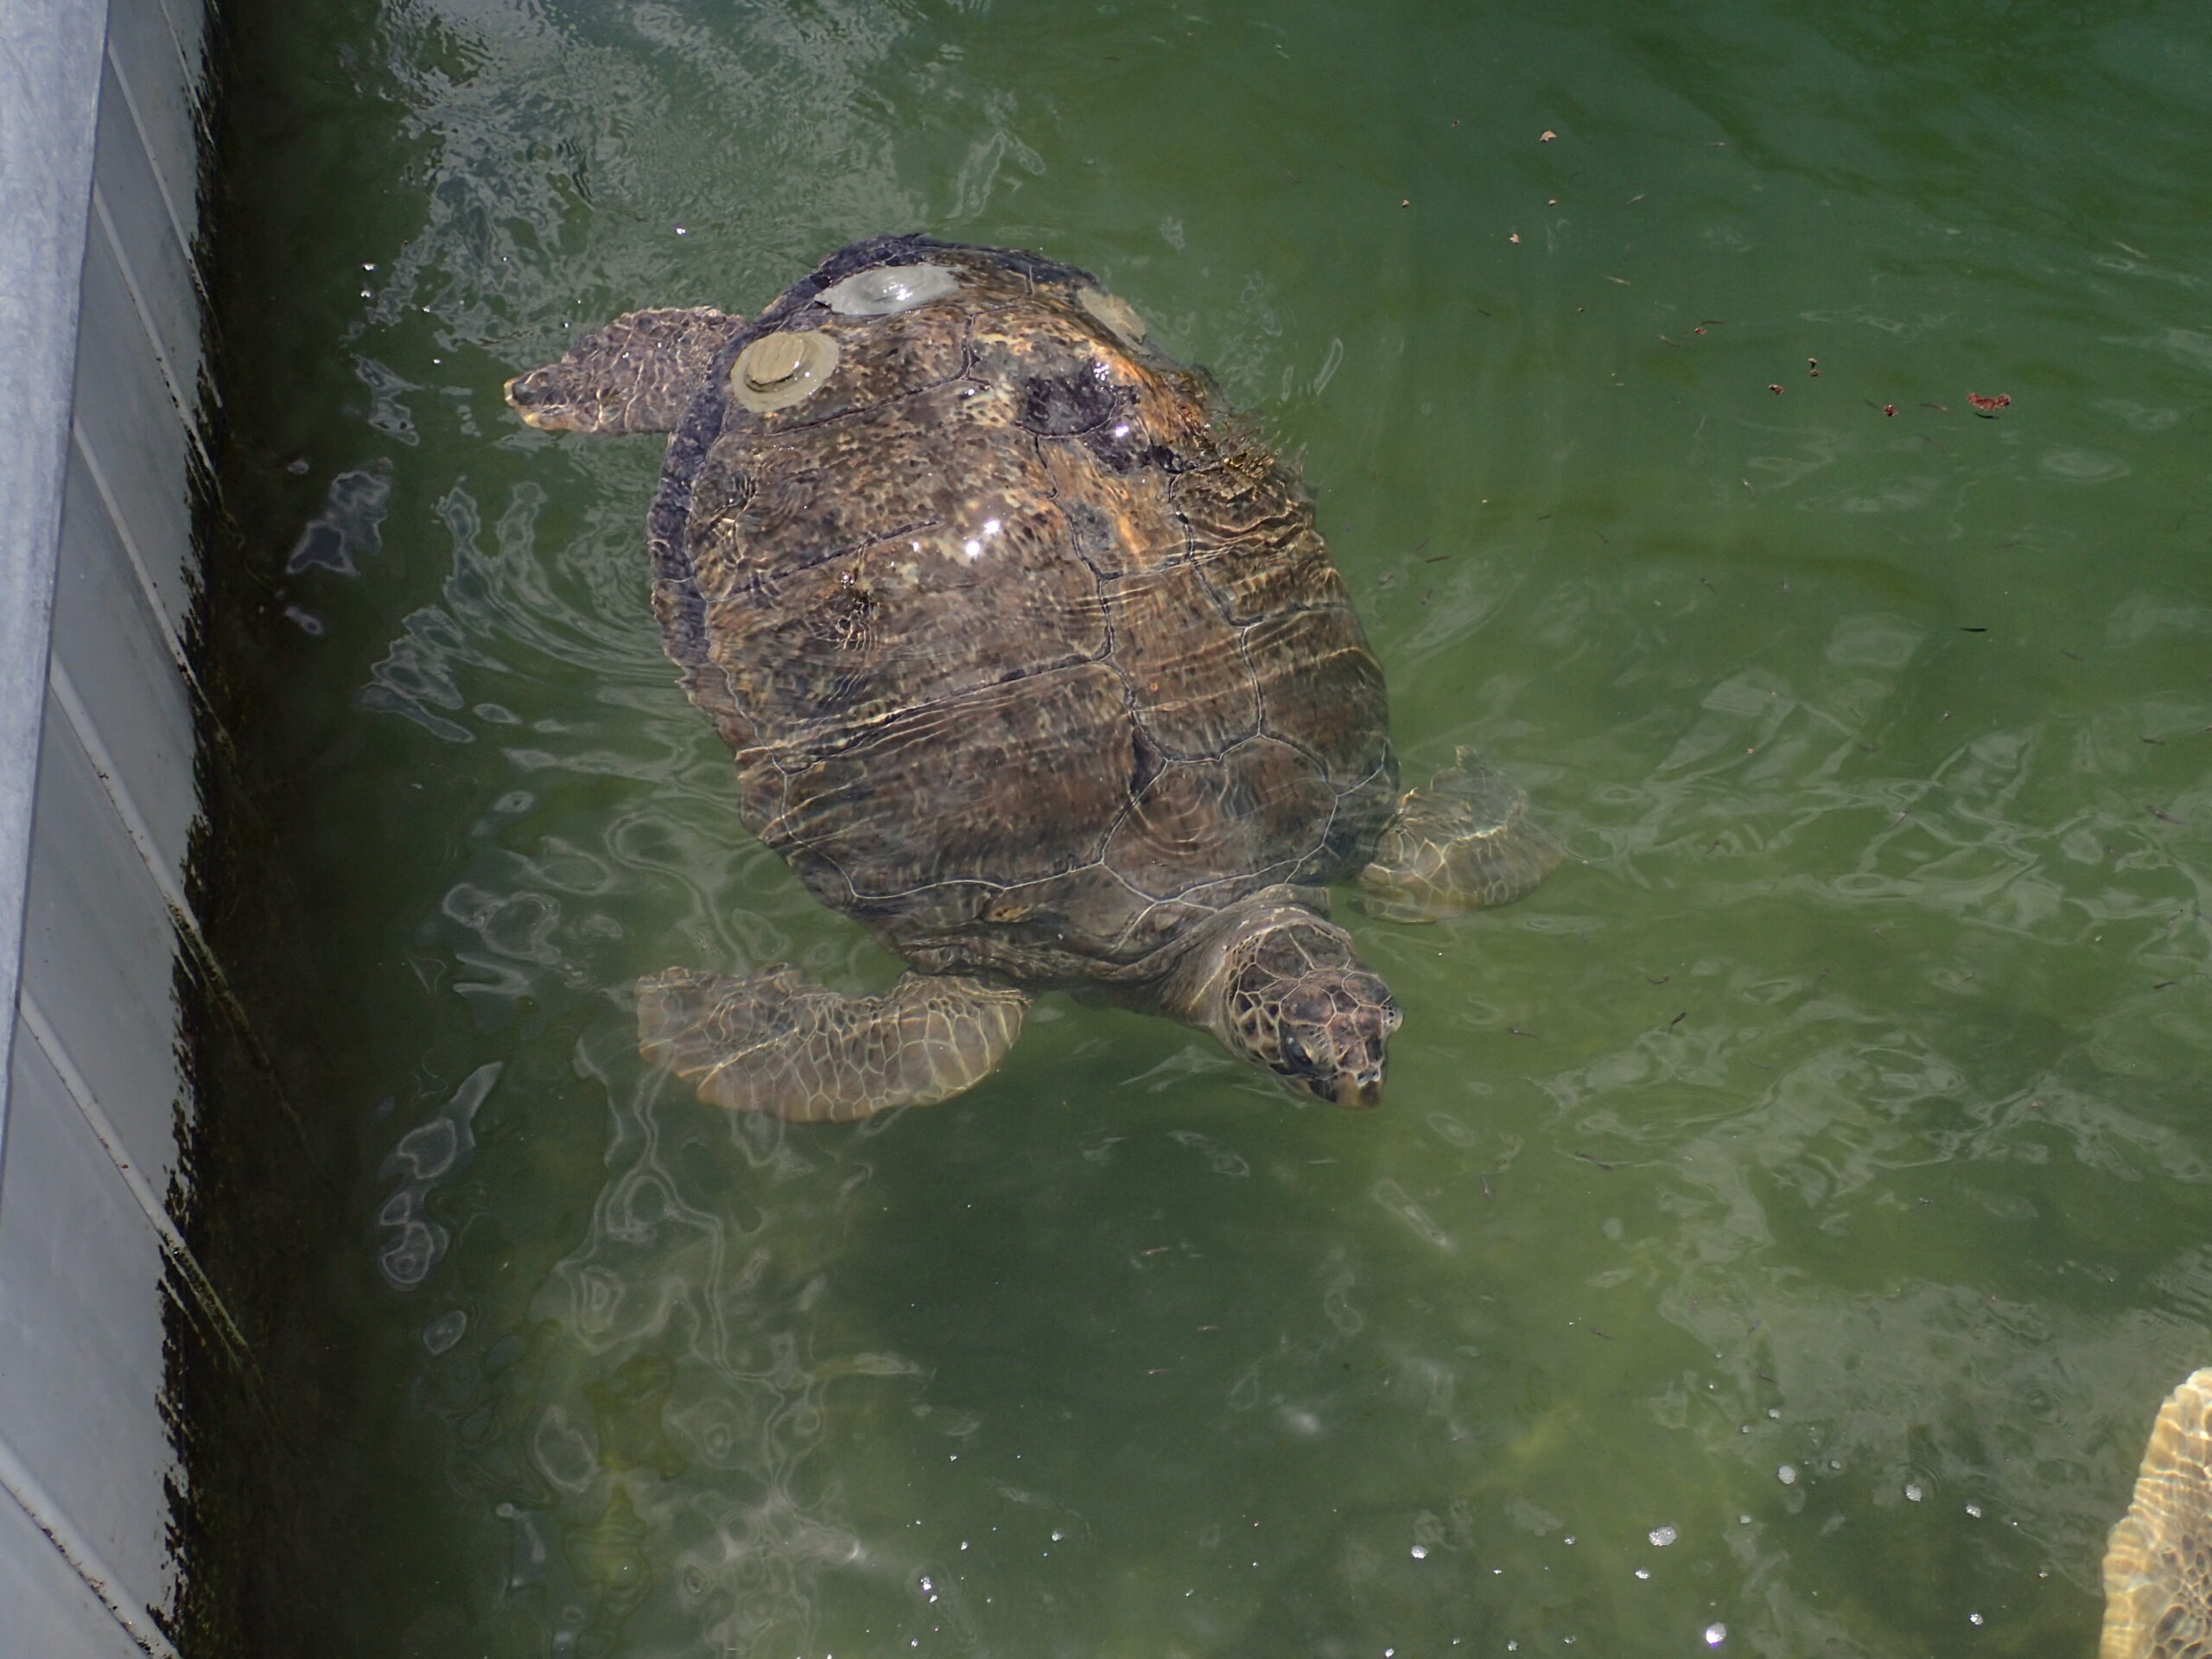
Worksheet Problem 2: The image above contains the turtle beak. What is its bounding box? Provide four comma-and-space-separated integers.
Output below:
1334, 1068, 1383, 1109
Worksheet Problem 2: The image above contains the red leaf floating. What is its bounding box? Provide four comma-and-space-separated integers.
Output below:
1967, 391, 2012, 416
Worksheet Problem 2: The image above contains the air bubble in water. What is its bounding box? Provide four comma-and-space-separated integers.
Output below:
1704, 1624, 1727, 1647
1649, 1525, 1678, 1548
1777, 1464, 1798, 1484
1904, 1483, 1923, 1503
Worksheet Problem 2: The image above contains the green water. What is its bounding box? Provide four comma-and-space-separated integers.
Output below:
200, 1, 2212, 1653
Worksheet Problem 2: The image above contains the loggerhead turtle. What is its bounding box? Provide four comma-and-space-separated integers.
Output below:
506, 234, 1560, 1121
2103, 1366, 2212, 1658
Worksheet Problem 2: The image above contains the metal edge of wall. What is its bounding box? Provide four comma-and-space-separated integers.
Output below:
0, 6, 104, 1069
0, 0, 210, 1653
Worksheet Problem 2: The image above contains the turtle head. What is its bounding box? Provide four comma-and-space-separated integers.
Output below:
1232, 956, 1401, 1107
1192, 902, 1401, 1107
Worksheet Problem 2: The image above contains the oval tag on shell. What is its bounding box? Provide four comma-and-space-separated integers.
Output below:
818, 263, 959, 317
731, 330, 840, 413
1077, 286, 1147, 347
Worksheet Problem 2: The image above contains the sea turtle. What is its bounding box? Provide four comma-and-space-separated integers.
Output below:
2103, 1366, 2212, 1657
506, 233, 1560, 1121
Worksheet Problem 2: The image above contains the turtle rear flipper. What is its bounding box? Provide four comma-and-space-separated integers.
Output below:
2103, 1366, 2212, 1659
639, 965, 1029, 1122
1356, 747, 1564, 924
506, 307, 744, 435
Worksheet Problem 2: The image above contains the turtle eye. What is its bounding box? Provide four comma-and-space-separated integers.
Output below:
1279, 1032, 1311, 1070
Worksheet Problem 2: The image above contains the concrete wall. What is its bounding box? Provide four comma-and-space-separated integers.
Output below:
0, 0, 208, 1651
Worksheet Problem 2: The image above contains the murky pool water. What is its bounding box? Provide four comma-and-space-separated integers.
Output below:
200, 1, 2212, 1653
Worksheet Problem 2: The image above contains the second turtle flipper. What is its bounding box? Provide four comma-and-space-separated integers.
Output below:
638, 965, 1029, 1122
1356, 747, 1564, 924
2102, 1366, 2212, 1659
505, 307, 745, 435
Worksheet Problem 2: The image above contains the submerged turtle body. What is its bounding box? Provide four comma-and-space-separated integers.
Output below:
509, 236, 1560, 1118
660, 238, 1394, 986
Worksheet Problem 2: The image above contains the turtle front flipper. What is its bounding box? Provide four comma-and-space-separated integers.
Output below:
2102, 1366, 2212, 1659
505, 308, 744, 435
1356, 747, 1564, 923
638, 965, 1030, 1122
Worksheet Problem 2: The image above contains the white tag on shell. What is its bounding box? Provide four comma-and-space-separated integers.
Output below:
819, 263, 960, 317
